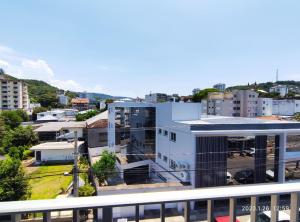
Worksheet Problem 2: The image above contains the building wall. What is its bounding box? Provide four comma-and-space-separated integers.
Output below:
0, 78, 29, 110
232, 90, 259, 117
37, 149, 74, 161
257, 98, 273, 116
272, 100, 300, 116
87, 128, 108, 148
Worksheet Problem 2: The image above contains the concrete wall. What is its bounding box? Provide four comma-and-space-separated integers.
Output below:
37, 149, 74, 162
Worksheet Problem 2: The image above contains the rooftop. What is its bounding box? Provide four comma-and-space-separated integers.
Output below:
34, 121, 86, 132
30, 141, 84, 150
71, 98, 89, 104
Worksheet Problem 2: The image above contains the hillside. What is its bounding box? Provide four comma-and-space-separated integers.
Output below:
1, 72, 127, 107
227, 81, 300, 92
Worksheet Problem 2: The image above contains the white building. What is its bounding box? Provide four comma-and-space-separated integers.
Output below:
36, 109, 78, 122
273, 99, 300, 116
0, 74, 30, 110
232, 90, 259, 117
145, 93, 168, 103
99, 100, 106, 110
213, 83, 226, 91
58, 94, 69, 106
30, 141, 84, 162
202, 92, 234, 116
257, 98, 273, 116
270, 85, 289, 97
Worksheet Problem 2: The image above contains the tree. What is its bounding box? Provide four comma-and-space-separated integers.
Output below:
15, 109, 29, 122
1, 110, 23, 129
192, 88, 219, 102
0, 116, 4, 141
1, 126, 38, 153
8, 147, 26, 160
0, 158, 31, 201
92, 151, 116, 184
76, 110, 99, 121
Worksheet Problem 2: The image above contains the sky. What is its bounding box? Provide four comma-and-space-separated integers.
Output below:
0, 1, 300, 98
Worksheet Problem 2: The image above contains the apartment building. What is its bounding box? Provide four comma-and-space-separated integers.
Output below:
232, 90, 259, 117
270, 85, 289, 97
213, 83, 226, 91
0, 74, 29, 110
58, 94, 69, 106
202, 92, 234, 116
257, 98, 273, 116
145, 93, 168, 103
273, 99, 300, 116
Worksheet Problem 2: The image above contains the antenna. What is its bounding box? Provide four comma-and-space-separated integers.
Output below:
276, 69, 279, 82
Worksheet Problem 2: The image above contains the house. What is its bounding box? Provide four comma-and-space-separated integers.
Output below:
34, 121, 86, 141
71, 98, 89, 111
30, 141, 84, 162
85, 110, 109, 148
270, 85, 289, 97
36, 109, 78, 122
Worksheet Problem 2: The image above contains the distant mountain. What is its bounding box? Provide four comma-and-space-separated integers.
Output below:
79, 92, 128, 101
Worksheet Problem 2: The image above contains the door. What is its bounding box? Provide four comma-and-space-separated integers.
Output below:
36, 151, 41, 161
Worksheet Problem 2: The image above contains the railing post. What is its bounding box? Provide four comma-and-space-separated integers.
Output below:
229, 198, 237, 222
270, 195, 279, 222
207, 200, 214, 222
184, 201, 190, 222
43, 212, 51, 222
103, 207, 113, 222
250, 196, 258, 222
73, 210, 80, 222
290, 192, 299, 222
160, 203, 165, 222
11, 214, 21, 222
135, 204, 139, 222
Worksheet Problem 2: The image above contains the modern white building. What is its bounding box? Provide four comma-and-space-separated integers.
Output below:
58, 94, 69, 106
0, 74, 30, 110
270, 85, 289, 97
273, 99, 300, 116
213, 83, 226, 91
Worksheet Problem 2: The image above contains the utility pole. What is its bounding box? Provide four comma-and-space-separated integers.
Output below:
73, 131, 80, 222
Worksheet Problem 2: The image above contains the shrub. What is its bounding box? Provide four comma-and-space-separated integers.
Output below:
78, 184, 95, 197
92, 151, 116, 184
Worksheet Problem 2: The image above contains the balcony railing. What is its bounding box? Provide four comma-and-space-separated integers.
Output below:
0, 182, 299, 222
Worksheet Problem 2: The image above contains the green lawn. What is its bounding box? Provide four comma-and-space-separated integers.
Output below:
29, 164, 73, 200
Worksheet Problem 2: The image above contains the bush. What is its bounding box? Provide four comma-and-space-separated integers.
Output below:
23, 149, 34, 159
76, 110, 99, 121
92, 150, 116, 184
78, 184, 95, 197
8, 147, 25, 160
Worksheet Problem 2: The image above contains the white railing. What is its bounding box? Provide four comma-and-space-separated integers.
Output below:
0, 182, 299, 222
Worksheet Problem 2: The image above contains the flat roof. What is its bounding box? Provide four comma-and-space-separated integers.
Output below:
30, 141, 84, 151
176, 116, 300, 132
34, 121, 86, 132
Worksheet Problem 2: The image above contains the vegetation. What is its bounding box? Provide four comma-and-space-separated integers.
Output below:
92, 151, 116, 184
28, 164, 73, 200
0, 157, 31, 201
75, 110, 99, 121
294, 113, 300, 121
0, 110, 38, 156
78, 184, 95, 197
192, 88, 219, 102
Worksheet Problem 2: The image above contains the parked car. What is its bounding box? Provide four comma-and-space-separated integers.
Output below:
244, 148, 255, 156
215, 216, 240, 222
234, 169, 254, 184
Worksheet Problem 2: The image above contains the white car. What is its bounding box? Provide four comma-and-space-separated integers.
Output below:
226, 172, 233, 184
244, 148, 255, 156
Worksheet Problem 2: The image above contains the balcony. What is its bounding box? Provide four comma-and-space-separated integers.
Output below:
0, 182, 299, 222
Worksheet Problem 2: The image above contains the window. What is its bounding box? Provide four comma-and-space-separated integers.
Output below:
158, 129, 162, 134
158, 152, 162, 159
164, 130, 168, 136
163, 156, 168, 163
170, 159, 177, 170
170, 132, 176, 142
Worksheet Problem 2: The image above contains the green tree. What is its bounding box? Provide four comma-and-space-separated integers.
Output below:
1, 110, 23, 129
76, 110, 99, 121
92, 151, 116, 184
0, 158, 31, 201
192, 88, 219, 102
15, 109, 29, 122
0, 116, 4, 141
8, 147, 26, 160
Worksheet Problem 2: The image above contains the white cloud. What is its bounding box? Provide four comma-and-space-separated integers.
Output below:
0, 44, 107, 93
0, 59, 9, 67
